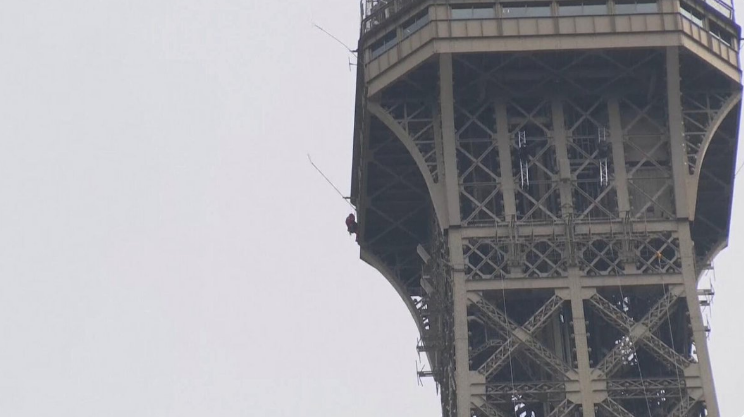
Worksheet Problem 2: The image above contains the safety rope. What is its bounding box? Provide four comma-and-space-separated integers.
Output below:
609, 230, 654, 416
497, 226, 519, 417
662, 282, 686, 409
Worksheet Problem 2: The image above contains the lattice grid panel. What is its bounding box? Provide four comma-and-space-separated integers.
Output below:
621, 94, 675, 220
576, 235, 624, 276
381, 98, 439, 181
681, 91, 733, 174
522, 239, 568, 278
456, 99, 503, 224
632, 233, 682, 274
508, 99, 561, 222
463, 238, 509, 280
564, 97, 619, 220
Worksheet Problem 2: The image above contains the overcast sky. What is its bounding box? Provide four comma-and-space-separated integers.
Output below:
0, 1, 740, 416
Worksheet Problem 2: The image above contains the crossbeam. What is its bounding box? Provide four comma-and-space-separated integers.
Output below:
470, 294, 576, 379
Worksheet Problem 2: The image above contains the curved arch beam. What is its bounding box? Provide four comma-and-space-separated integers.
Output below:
689, 91, 742, 212
360, 247, 434, 367
368, 101, 448, 228
697, 240, 728, 281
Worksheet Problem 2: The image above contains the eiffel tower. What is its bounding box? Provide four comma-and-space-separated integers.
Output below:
350, 1, 742, 416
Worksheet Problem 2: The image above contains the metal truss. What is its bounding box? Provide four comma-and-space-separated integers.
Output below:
462, 231, 681, 279
681, 91, 734, 174
523, 239, 568, 278
463, 238, 509, 280
380, 97, 439, 182
546, 399, 578, 417
462, 236, 569, 280
453, 59, 504, 225
632, 233, 682, 274
576, 235, 624, 276
472, 295, 574, 379
564, 96, 618, 221
476, 396, 576, 417
667, 394, 700, 417
456, 108, 503, 224
607, 378, 685, 399
484, 382, 566, 403
508, 100, 561, 223
691, 106, 738, 267
472, 399, 511, 417
470, 339, 506, 358
453, 55, 563, 223
356, 47, 730, 417
597, 398, 635, 417
588, 291, 692, 377
620, 92, 675, 220
364, 118, 431, 248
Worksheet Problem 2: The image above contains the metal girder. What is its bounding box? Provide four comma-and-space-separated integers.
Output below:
633, 234, 682, 274
470, 339, 506, 358
577, 236, 623, 276
598, 398, 635, 417
463, 239, 509, 280
681, 90, 736, 174
547, 399, 579, 417
564, 96, 618, 221
355, 45, 735, 417
607, 378, 685, 399
589, 291, 692, 376
380, 98, 440, 181
473, 400, 511, 417
481, 382, 566, 403
472, 295, 574, 379
667, 395, 699, 417
523, 239, 568, 278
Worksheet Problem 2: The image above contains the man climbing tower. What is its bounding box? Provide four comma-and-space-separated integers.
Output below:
345, 213, 358, 236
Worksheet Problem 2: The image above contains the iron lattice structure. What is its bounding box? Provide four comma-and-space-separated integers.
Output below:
350, 1, 741, 416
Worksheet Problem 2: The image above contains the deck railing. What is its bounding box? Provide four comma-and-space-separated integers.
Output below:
363, 0, 427, 34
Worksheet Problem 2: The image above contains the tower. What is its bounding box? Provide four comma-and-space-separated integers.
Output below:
350, 0, 741, 416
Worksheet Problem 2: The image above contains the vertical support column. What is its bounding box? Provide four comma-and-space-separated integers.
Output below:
552, 98, 574, 218
567, 268, 597, 417
440, 53, 462, 226
433, 108, 451, 229
440, 53, 471, 417
448, 229, 471, 417
665, 47, 691, 220
607, 97, 631, 215
495, 99, 518, 217
608, 97, 638, 273
678, 224, 720, 416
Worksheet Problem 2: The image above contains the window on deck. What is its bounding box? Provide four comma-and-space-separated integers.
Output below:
709, 21, 734, 46
680, 1, 704, 26
451, 5, 497, 19
614, 0, 658, 14
502, 2, 552, 17
559, 1, 610, 16
402, 9, 430, 38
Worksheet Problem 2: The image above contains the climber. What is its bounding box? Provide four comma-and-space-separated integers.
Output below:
345, 213, 359, 235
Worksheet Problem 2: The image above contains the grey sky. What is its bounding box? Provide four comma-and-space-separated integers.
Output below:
0, 1, 740, 416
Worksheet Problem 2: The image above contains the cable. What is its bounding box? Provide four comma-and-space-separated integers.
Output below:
662, 283, 686, 409
611, 236, 654, 417
495, 223, 518, 417
499, 270, 519, 417
735, 161, 744, 177
307, 154, 356, 210
312, 23, 358, 57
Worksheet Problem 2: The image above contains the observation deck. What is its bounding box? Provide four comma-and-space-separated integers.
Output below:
358, 0, 740, 95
